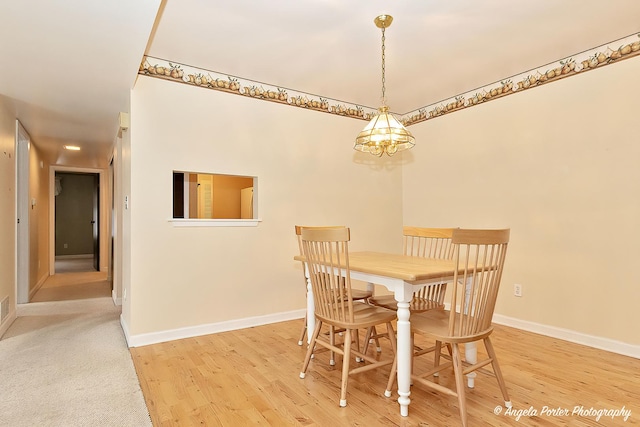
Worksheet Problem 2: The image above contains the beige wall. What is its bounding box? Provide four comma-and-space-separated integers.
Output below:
0, 96, 16, 335
124, 54, 639, 349
212, 175, 253, 219
125, 77, 403, 337
0, 101, 50, 318
403, 56, 640, 345
28, 143, 49, 296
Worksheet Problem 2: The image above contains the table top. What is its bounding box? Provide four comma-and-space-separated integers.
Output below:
295, 251, 457, 282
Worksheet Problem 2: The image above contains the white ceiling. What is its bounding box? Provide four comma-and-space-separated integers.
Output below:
2, 0, 640, 167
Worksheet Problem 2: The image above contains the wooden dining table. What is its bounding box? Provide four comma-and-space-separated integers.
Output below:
295, 251, 478, 417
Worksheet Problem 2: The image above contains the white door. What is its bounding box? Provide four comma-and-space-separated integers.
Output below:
16, 121, 30, 304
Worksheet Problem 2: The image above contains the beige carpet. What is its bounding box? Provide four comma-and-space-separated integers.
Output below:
0, 285, 152, 426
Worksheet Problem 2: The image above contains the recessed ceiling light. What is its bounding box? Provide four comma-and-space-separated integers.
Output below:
63, 145, 81, 151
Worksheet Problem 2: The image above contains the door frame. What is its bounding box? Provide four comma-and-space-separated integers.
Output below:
16, 121, 30, 304
49, 166, 105, 275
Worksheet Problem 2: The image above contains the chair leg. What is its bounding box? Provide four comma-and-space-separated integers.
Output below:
329, 325, 336, 366
362, 327, 373, 357
384, 353, 397, 397
386, 322, 397, 355
339, 329, 352, 407
383, 322, 398, 397
410, 332, 415, 381
484, 337, 512, 408
363, 325, 387, 356
297, 313, 307, 346
353, 329, 363, 362
371, 325, 382, 352
300, 320, 323, 378
451, 343, 468, 427
433, 340, 442, 377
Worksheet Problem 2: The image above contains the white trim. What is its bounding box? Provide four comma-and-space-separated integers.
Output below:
16, 121, 30, 304
49, 166, 105, 275
112, 289, 122, 306
492, 314, 640, 359
120, 313, 131, 346
0, 310, 17, 339
55, 254, 93, 260
28, 273, 49, 301
169, 218, 262, 227
125, 308, 305, 348
119, 306, 639, 358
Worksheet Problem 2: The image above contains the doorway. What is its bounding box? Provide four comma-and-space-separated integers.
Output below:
52, 170, 100, 274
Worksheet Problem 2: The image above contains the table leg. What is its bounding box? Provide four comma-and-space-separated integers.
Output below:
465, 342, 477, 388
396, 301, 411, 416
366, 281, 375, 296
306, 274, 315, 346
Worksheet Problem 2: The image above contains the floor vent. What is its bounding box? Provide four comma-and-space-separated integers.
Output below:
0, 296, 8, 323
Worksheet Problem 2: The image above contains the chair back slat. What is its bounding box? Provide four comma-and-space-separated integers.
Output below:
403, 226, 456, 259
449, 229, 509, 338
301, 227, 354, 323
295, 225, 345, 257
403, 227, 456, 303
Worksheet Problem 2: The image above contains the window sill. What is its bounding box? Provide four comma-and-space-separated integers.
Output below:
169, 219, 262, 227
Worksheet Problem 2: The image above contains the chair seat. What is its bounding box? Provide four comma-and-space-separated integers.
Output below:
352, 288, 373, 300
316, 302, 396, 330
369, 294, 443, 312
410, 308, 493, 343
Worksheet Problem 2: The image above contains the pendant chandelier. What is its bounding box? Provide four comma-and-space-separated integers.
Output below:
354, 15, 415, 157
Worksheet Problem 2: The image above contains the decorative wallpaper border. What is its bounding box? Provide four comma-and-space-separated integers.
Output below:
138, 57, 378, 121
402, 32, 640, 126
139, 32, 640, 126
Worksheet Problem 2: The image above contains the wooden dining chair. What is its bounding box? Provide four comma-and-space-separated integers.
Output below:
369, 226, 455, 312
295, 225, 373, 350
364, 227, 456, 354
385, 228, 511, 427
299, 227, 397, 407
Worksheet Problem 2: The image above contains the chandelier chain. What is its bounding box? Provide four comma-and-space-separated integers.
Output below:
381, 26, 386, 106
354, 14, 415, 157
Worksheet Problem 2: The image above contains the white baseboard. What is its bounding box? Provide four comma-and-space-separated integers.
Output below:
111, 290, 122, 306
492, 313, 640, 359
126, 309, 306, 348
55, 254, 93, 259
119, 308, 638, 359
120, 314, 132, 346
28, 273, 49, 301
0, 310, 17, 339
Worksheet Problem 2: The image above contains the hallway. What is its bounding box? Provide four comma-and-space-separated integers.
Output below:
32, 262, 109, 303
0, 269, 151, 427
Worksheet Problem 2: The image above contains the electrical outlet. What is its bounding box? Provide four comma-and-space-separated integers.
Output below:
514, 283, 523, 297
63, 243, 68, 249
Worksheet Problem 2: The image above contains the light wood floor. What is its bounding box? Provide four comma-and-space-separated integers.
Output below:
131, 320, 640, 426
